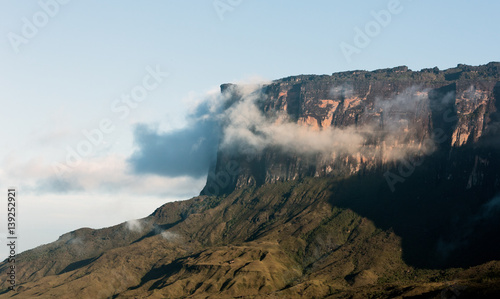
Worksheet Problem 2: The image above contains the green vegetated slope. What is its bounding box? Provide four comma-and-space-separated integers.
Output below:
1, 177, 499, 298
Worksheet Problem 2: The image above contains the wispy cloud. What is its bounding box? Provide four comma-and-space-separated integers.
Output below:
220, 84, 434, 161
128, 88, 228, 178
125, 219, 144, 233
1, 153, 205, 197
129, 82, 437, 180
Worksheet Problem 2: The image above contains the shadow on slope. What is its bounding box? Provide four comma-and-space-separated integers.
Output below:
331, 83, 500, 269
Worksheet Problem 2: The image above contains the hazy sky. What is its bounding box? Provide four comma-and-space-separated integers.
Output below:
0, 0, 499, 255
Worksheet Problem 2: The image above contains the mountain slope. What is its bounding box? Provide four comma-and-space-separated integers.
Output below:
2, 63, 500, 298
2, 178, 500, 298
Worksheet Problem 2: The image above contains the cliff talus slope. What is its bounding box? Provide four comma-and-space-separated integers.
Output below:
1, 63, 500, 298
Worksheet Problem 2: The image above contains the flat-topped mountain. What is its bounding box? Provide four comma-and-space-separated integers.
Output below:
203, 62, 500, 195
1, 63, 500, 298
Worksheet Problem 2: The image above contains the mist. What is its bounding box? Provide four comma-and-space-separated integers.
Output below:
129, 83, 439, 179
221, 84, 435, 162
128, 92, 225, 178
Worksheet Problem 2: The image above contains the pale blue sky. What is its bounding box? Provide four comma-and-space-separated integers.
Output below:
0, 0, 498, 254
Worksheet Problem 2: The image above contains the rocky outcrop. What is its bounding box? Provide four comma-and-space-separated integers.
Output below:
2, 63, 500, 298
202, 62, 500, 196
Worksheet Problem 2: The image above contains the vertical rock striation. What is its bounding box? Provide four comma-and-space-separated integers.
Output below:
202, 63, 500, 196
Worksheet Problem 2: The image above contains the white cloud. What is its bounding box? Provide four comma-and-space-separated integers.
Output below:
220, 84, 435, 161
125, 219, 144, 233
0, 152, 203, 257
161, 230, 179, 241
1, 153, 205, 197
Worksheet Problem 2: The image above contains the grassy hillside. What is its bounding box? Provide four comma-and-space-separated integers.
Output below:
1, 177, 499, 298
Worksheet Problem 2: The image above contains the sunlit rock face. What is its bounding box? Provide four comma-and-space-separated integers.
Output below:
202, 63, 500, 195
3, 64, 500, 298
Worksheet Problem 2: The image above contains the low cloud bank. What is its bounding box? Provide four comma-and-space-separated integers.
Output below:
129, 83, 440, 178
220, 84, 435, 161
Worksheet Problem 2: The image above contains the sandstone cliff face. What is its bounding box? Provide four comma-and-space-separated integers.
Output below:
203, 63, 500, 196
2, 64, 500, 298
